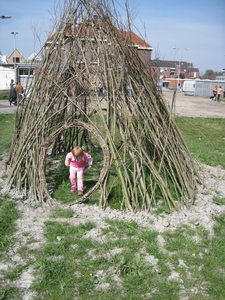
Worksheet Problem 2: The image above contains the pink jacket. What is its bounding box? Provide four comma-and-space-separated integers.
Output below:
65, 152, 92, 170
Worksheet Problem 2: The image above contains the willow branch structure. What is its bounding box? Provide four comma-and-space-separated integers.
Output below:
6, 0, 200, 211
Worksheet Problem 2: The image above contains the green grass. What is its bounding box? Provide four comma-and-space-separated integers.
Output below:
50, 207, 75, 218
0, 194, 21, 299
176, 117, 225, 168
0, 184, 224, 299
0, 194, 20, 255
204, 214, 225, 299
0, 89, 10, 100
0, 114, 225, 299
162, 215, 225, 300
0, 114, 15, 156
1, 114, 224, 169
15, 214, 224, 299
31, 219, 179, 299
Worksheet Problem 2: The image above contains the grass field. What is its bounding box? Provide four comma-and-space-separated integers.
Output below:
0, 89, 10, 100
0, 113, 225, 299
0, 114, 15, 156
176, 117, 225, 169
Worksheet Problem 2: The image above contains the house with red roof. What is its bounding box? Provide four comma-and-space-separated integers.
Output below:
44, 15, 152, 67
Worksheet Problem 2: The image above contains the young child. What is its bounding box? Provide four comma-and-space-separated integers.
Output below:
65, 146, 93, 195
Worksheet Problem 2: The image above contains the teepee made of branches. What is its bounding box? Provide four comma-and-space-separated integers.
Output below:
6, 0, 200, 212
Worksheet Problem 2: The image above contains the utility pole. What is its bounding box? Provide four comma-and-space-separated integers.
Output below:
11, 32, 18, 66
172, 47, 189, 90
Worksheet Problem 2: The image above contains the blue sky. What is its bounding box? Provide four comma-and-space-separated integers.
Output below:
0, 0, 224, 74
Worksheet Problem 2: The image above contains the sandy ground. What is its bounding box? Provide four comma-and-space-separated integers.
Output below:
163, 90, 225, 118
0, 93, 225, 298
1, 91, 224, 117
0, 160, 225, 299
0, 100, 17, 113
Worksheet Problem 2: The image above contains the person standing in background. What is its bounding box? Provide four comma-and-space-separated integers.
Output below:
15, 82, 24, 103
216, 86, 222, 102
212, 85, 217, 101
9, 79, 15, 105
98, 83, 104, 96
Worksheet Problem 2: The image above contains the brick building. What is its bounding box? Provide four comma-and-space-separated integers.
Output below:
45, 16, 153, 69
151, 59, 200, 89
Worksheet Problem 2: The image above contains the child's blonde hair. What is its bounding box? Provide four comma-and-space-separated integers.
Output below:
72, 146, 83, 159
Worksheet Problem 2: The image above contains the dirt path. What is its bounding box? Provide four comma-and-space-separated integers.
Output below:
0, 100, 17, 113
1, 92, 225, 118
163, 90, 225, 118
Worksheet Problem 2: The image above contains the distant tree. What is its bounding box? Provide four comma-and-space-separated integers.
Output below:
214, 71, 223, 77
201, 69, 223, 80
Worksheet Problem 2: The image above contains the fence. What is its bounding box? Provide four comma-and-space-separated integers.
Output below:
195, 80, 225, 97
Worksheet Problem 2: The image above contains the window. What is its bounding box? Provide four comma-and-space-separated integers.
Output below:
19, 70, 34, 76
13, 57, 20, 63
170, 68, 175, 75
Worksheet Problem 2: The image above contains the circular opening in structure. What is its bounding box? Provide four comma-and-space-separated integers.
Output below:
39, 120, 110, 205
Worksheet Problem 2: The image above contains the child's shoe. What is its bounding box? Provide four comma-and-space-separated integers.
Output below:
78, 190, 83, 196
70, 186, 76, 192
